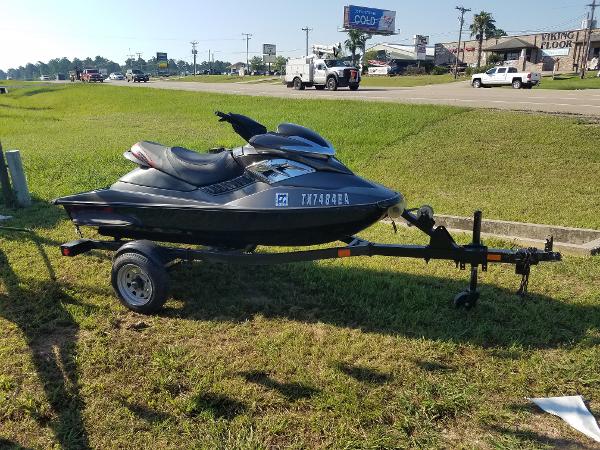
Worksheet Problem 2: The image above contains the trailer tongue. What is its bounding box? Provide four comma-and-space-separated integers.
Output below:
59, 209, 561, 314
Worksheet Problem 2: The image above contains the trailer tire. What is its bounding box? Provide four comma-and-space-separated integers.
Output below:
293, 77, 304, 90
111, 251, 169, 314
326, 76, 338, 91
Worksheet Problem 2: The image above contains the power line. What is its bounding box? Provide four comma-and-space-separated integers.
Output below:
242, 33, 252, 70
301, 26, 313, 56
454, 6, 471, 79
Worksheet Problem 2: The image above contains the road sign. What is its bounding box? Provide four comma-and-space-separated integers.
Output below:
343, 5, 396, 35
263, 44, 276, 56
414, 35, 429, 61
156, 52, 168, 73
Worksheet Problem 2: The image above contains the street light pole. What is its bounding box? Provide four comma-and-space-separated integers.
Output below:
454, 6, 471, 79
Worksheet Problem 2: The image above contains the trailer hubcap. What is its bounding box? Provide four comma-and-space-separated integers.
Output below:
117, 264, 153, 306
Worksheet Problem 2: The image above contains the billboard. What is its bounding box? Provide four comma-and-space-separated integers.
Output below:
263, 44, 276, 56
156, 52, 168, 74
343, 5, 396, 35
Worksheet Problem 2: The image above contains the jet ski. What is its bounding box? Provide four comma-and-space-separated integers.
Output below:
54, 111, 404, 248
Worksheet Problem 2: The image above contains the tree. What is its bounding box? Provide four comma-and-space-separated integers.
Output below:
345, 29, 371, 66
491, 28, 508, 38
470, 11, 497, 68
273, 56, 287, 74
249, 56, 265, 72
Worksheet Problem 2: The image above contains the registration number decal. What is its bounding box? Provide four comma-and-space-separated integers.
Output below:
302, 193, 350, 206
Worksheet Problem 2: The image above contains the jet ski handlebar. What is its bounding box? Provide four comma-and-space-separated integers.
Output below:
214, 111, 268, 142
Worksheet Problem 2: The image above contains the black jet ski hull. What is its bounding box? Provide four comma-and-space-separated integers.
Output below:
60, 198, 398, 247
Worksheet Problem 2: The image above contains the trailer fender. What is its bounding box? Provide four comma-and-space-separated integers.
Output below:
114, 240, 173, 266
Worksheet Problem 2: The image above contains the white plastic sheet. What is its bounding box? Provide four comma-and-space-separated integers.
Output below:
529, 395, 600, 443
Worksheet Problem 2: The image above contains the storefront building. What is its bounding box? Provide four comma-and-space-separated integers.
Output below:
435, 29, 600, 72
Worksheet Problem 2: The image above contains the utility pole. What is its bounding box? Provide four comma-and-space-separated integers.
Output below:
581, 0, 598, 79
242, 33, 252, 73
190, 41, 198, 75
208, 50, 211, 74
302, 26, 313, 56
135, 52, 142, 70
126, 52, 135, 68
454, 6, 471, 79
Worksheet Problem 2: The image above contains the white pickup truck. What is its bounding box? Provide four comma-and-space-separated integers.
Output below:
471, 66, 541, 89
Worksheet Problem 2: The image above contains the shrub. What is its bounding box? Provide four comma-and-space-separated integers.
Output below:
404, 66, 426, 75
431, 65, 449, 75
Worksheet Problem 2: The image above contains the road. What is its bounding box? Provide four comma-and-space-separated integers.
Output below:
105, 79, 600, 116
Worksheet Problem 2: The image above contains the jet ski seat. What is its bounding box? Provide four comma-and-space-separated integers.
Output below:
131, 141, 244, 186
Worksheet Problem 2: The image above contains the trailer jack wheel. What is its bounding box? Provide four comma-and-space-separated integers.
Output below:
453, 290, 479, 309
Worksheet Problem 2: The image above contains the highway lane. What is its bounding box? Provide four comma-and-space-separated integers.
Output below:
102, 79, 600, 115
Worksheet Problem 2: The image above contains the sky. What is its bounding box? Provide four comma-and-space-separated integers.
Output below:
0, 0, 592, 71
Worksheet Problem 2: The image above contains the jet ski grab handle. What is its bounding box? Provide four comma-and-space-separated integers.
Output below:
215, 111, 267, 142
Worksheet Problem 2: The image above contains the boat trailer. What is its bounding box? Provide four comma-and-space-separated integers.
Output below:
59, 209, 562, 314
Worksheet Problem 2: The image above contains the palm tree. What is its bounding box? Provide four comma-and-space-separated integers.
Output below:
345, 30, 371, 66
470, 11, 497, 68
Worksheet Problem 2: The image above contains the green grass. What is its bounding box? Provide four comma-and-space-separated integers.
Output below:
0, 84, 599, 449
538, 72, 600, 90
360, 74, 459, 87
174, 75, 277, 83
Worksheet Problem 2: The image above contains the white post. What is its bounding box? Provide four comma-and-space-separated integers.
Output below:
5, 150, 31, 207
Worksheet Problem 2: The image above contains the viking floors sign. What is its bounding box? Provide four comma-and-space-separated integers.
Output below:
435, 28, 600, 72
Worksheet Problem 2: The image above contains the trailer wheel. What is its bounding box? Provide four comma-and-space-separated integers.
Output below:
326, 76, 338, 91
293, 77, 304, 90
111, 252, 169, 314
453, 291, 479, 310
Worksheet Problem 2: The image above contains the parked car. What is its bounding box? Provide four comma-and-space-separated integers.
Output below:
39, 75, 51, 81
126, 69, 149, 83
471, 66, 541, 89
109, 72, 125, 80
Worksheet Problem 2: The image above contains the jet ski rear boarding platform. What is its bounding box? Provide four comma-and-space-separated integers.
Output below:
60, 209, 561, 314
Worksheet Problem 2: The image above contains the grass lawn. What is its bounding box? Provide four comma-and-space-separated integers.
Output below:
360, 74, 460, 87
173, 75, 277, 84
0, 84, 599, 449
538, 72, 600, 90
